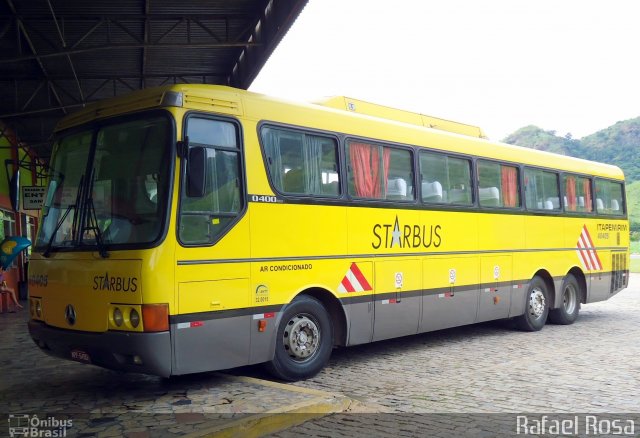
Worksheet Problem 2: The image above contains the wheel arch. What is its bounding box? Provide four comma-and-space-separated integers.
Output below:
566, 266, 587, 304
296, 287, 348, 347
532, 268, 556, 308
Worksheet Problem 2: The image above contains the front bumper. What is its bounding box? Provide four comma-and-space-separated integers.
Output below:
28, 320, 172, 377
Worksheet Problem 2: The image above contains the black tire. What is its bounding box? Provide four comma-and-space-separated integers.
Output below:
548, 274, 581, 325
266, 295, 333, 381
514, 276, 549, 331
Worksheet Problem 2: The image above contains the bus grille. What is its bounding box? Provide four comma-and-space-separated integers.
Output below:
610, 252, 627, 293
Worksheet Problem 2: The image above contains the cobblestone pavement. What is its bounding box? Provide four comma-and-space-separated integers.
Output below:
1, 276, 638, 437
0, 311, 348, 437
270, 274, 640, 436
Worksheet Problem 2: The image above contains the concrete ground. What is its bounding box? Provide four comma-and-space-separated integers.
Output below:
0, 274, 638, 437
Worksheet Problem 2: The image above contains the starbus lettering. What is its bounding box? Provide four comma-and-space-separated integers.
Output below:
93, 272, 138, 292
372, 215, 442, 249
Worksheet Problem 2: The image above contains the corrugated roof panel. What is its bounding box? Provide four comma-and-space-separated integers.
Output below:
145, 49, 236, 75
149, 0, 264, 15
0, 0, 309, 156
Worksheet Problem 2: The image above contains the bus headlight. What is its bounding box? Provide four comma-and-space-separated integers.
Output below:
108, 304, 144, 331
129, 309, 140, 328
113, 308, 124, 327
35, 300, 42, 318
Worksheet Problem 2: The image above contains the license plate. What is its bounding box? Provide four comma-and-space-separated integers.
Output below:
70, 350, 91, 363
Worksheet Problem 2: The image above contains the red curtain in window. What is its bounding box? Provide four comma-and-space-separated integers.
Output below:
375, 147, 391, 197
565, 176, 577, 211
583, 179, 593, 212
350, 143, 391, 198
350, 142, 379, 197
501, 166, 518, 207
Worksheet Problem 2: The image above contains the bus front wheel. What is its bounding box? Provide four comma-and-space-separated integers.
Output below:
266, 295, 333, 381
515, 276, 549, 331
548, 274, 580, 325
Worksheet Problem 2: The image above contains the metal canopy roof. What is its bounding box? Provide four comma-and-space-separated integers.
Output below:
0, 0, 307, 159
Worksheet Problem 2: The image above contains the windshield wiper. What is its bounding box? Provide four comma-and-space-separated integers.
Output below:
82, 169, 109, 258
43, 174, 84, 258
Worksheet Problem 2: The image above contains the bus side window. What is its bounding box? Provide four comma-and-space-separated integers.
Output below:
564, 174, 593, 213
261, 127, 340, 197
524, 167, 560, 211
420, 151, 445, 203
595, 179, 624, 216
385, 148, 414, 201
419, 151, 472, 205
478, 160, 520, 208
346, 141, 413, 201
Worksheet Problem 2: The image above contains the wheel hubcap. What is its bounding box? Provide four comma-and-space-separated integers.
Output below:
529, 288, 546, 319
283, 314, 320, 361
563, 284, 577, 315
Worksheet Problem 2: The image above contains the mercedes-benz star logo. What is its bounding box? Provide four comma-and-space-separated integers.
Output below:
65, 304, 76, 326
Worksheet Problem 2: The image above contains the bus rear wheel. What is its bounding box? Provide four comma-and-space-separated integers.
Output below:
266, 295, 333, 381
548, 274, 581, 325
515, 276, 549, 331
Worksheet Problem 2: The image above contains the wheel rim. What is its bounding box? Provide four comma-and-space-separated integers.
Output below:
529, 287, 546, 319
283, 313, 320, 362
562, 283, 577, 315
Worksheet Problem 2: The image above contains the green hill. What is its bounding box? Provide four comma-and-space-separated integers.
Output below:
627, 181, 640, 235
503, 118, 640, 234
503, 118, 640, 183
502, 125, 584, 157
581, 118, 640, 183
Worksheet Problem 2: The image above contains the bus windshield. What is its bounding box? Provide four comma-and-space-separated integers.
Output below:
36, 114, 173, 251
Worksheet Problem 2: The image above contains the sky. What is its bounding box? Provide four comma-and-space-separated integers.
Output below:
250, 0, 640, 141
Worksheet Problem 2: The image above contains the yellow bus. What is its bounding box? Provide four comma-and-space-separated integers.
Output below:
28, 85, 629, 381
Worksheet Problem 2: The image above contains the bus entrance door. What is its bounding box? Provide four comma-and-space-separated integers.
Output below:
174, 219, 251, 374
372, 259, 421, 341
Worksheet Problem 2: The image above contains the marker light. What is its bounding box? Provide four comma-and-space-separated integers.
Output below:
129, 309, 140, 328
142, 304, 169, 332
113, 308, 124, 327
35, 301, 42, 318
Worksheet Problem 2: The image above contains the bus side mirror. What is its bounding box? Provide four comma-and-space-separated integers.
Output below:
186, 146, 206, 198
9, 169, 19, 212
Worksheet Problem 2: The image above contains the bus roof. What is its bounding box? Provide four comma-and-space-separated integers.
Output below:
314, 96, 486, 139
54, 84, 624, 181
